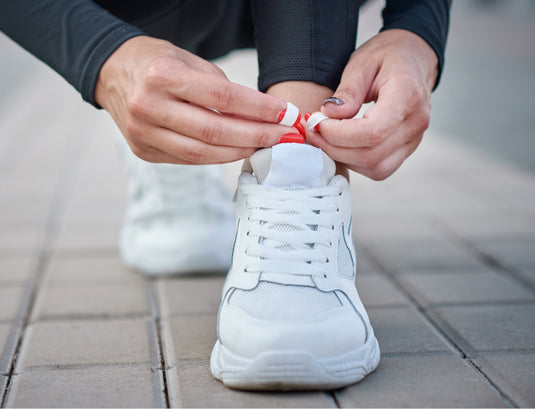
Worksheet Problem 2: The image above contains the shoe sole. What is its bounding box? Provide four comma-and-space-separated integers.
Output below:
210, 331, 380, 391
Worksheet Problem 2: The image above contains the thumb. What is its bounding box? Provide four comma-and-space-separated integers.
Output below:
321, 60, 375, 119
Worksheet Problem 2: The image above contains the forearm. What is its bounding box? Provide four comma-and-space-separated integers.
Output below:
0, 0, 144, 106
381, 0, 452, 89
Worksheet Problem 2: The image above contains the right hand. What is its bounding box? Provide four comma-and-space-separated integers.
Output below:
95, 36, 290, 164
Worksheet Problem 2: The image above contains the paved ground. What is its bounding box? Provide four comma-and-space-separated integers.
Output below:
1, 1, 535, 407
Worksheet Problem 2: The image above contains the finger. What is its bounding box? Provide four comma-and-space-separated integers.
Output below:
147, 126, 257, 164
320, 50, 378, 119
307, 116, 421, 170
318, 80, 412, 148
146, 100, 292, 148
356, 133, 423, 180
165, 61, 287, 123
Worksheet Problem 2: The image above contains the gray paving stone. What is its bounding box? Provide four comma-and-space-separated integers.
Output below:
354, 249, 377, 273
516, 267, 535, 287
335, 355, 505, 407
433, 304, 535, 354
52, 222, 120, 253
399, 270, 535, 305
354, 217, 449, 245
7, 365, 163, 408
0, 286, 24, 321
0, 256, 35, 284
158, 276, 225, 317
369, 307, 450, 354
162, 315, 216, 363
476, 240, 535, 268
167, 361, 336, 408
0, 322, 10, 362
474, 353, 535, 407
0, 375, 7, 398
356, 274, 409, 307
16, 319, 151, 370
0, 225, 43, 254
437, 213, 535, 241
31, 283, 149, 321
366, 241, 484, 272
43, 255, 143, 284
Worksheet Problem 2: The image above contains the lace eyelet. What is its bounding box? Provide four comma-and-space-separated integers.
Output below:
323, 274, 327, 278
246, 231, 250, 236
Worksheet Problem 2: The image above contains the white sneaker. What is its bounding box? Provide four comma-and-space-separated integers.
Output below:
210, 142, 380, 390
119, 144, 235, 276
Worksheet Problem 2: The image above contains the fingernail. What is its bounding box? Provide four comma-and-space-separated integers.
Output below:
322, 97, 345, 106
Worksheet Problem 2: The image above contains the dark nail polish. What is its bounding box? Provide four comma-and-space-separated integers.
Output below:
322, 97, 345, 106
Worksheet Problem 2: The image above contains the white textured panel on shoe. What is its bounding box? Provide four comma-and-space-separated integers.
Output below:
228, 281, 342, 320
337, 227, 355, 278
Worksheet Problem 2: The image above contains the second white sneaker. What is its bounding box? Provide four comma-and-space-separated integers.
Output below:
211, 142, 380, 390
119, 141, 235, 276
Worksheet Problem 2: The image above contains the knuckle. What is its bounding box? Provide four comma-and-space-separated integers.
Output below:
254, 130, 273, 147
129, 142, 150, 161
145, 57, 172, 85
126, 92, 147, 116
184, 145, 207, 163
369, 165, 392, 181
358, 149, 379, 169
200, 123, 223, 145
209, 83, 233, 111
366, 127, 386, 147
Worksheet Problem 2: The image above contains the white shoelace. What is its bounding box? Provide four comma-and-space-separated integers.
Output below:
242, 183, 341, 278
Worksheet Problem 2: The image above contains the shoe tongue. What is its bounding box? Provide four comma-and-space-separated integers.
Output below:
249, 143, 336, 189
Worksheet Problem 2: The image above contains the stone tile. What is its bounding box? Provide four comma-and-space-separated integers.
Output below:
158, 276, 225, 317
0, 225, 43, 254
476, 240, 535, 268
399, 270, 535, 305
437, 213, 535, 241
52, 222, 120, 253
7, 365, 163, 408
369, 307, 450, 354
167, 361, 336, 408
354, 217, 449, 245
0, 193, 52, 224
162, 315, 217, 363
0, 374, 6, 393
356, 274, 409, 307
516, 267, 535, 287
0, 286, 24, 321
0, 256, 35, 284
366, 241, 484, 272
432, 304, 535, 354
16, 319, 151, 370
354, 249, 377, 273
31, 283, 149, 321
474, 353, 535, 407
336, 355, 505, 407
43, 255, 142, 284
0, 322, 10, 360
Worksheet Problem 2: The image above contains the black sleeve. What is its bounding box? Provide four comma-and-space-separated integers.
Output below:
0, 0, 144, 106
381, 0, 452, 88
251, 0, 361, 93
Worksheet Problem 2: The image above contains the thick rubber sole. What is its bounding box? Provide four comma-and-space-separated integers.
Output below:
210, 331, 380, 391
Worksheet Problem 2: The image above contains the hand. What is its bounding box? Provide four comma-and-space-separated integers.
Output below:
307, 29, 439, 180
95, 36, 290, 164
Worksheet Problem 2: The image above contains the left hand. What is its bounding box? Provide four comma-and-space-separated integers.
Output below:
307, 29, 439, 180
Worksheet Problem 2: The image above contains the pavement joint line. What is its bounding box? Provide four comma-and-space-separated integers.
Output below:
146, 280, 171, 408
0, 125, 91, 408
358, 245, 519, 408
27, 313, 153, 323
432, 217, 535, 294
11, 362, 156, 374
